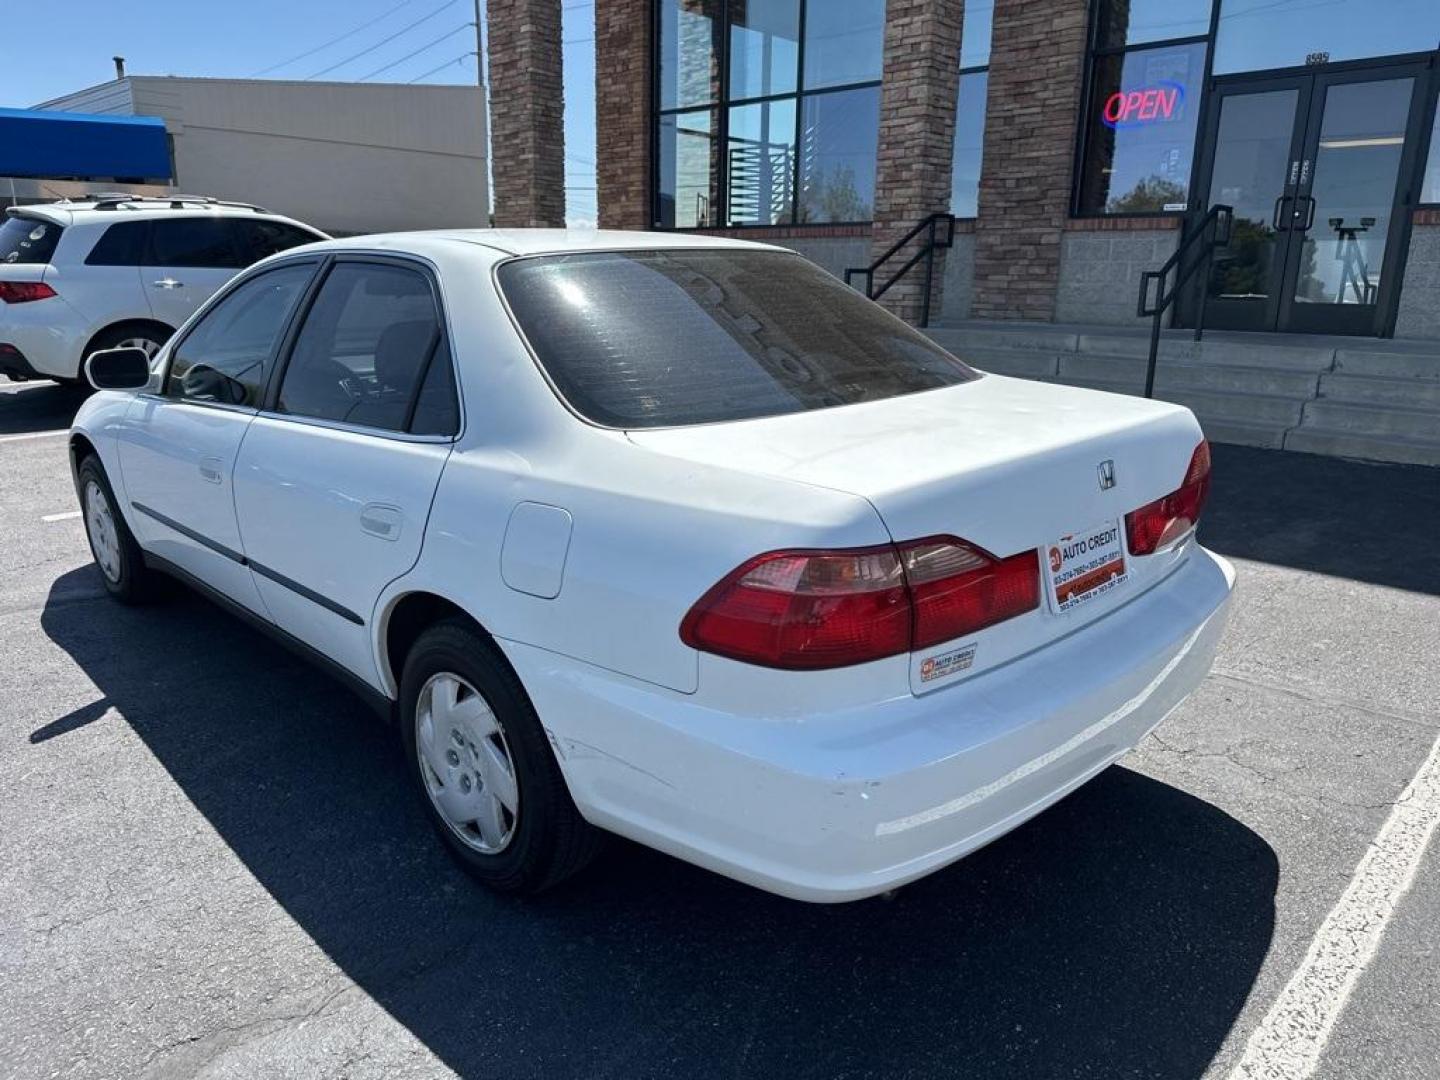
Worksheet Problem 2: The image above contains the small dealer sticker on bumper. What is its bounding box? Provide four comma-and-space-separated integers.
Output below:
920, 642, 978, 683
1046, 521, 1128, 613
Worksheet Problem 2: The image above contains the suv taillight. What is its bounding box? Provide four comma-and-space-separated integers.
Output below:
0, 282, 57, 304
680, 537, 1040, 670
1125, 440, 1211, 556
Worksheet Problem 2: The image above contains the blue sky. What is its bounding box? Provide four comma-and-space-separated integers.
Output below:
0, 0, 597, 222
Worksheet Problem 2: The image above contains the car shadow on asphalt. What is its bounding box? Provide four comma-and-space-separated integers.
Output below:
40, 566, 1278, 1079
1203, 444, 1440, 596
0, 381, 85, 435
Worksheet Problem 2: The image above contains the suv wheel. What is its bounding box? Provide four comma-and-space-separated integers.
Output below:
400, 619, 605, 893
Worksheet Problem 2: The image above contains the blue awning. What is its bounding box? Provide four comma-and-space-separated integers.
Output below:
0, 108, 171, 181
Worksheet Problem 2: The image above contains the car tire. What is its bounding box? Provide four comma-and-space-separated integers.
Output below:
400, 618, 605, 894
77, 455, 160, 604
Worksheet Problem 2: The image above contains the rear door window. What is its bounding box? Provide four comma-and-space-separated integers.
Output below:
232, 219, 324, 263
0, 216, 62, 264
149, 217, 246, 269
496, 249, 978, 429
276, 261, 450, 434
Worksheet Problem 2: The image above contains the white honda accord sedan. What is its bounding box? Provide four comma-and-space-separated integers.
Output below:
69, 230, 1233, 902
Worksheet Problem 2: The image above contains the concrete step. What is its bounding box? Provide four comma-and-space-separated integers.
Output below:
1196, 338, 1337, 371
1193, 418, 1288, 450
926, 325, 1080, 354
1284, 428, 1440, 467
1319, 372, 1440, 410
1057, 353, 1318, 398
1300, 400, 1440, 442
1164, 387, 1306, 428
952, 345, 1063, 378
1333, 347, 1440, 381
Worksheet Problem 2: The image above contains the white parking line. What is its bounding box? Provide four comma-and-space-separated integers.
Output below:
1229, 729, 1440, 1079
0, 429, 68, 444
42, 510, 82, 523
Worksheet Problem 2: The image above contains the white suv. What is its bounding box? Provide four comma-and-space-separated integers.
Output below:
0, 195, 327, 384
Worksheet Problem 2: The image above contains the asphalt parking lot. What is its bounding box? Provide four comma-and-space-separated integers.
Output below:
2, 377, 1438, 1080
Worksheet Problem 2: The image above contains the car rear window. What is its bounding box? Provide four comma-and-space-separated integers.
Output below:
496, 249, 978, 429
0, 216, 62, 265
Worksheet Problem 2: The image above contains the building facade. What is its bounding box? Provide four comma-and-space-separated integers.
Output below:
594, 0, 1440, 341
33, 77, 489, 237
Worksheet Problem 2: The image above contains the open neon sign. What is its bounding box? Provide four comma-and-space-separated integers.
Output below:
1102, 80, 1186, 129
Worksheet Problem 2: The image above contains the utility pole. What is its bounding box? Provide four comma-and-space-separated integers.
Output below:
474, 0, 494, 224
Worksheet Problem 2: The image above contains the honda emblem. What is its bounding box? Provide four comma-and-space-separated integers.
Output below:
1097, 460, 1116, 490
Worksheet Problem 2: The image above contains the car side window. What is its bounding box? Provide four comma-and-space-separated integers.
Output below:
84, 221, 149, 266
166, 263, 315, 407
234, 219, 323, 263
276, 262, 451, 435
149, 217, 246, 269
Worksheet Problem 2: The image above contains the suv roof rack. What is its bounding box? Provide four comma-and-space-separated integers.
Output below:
86, 194, 271, 214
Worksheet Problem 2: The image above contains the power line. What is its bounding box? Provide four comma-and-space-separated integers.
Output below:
250, 0, 423, 77
407, 52, 478, 83
307, 0, 461, 80
359, 23, 472, 81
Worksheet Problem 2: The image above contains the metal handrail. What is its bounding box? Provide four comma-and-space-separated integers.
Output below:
1136, 204, 1234, 398
845, 212, 955, 327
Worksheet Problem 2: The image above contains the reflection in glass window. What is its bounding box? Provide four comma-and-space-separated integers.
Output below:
950, 72, 988, 218
1214, 0, 1440, 76
960, 0, 994, 69
1426, 105, 1440, 204
728, 99, 797, 225
1094, 0, 1212, 50
798, 87, 880, 222
803, 0, 885, 89
658, 110, 719, 228
658, 0, 722, 110
1077, 42, 1208, 214
729, 0, 799, 100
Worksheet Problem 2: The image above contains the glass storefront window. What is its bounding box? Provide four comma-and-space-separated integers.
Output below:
1095, 0, 1213, 50
658, 110, 718, 228
950, 71, 988, 218
960, 0, 994, 69
798, 87, 881, 222
1425, 103, 1440, 204
1077, 41, 1208, 214
729, 0, 800, 101
1214, 0, 1440, 76
658, 0, 722, 110
727, 99, 798, 225
802, 0, 886, 89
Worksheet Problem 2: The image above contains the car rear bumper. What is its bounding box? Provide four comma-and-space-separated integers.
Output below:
502, 545, 1235, 903
0, 342, 42, 380
0, 304, 88, 380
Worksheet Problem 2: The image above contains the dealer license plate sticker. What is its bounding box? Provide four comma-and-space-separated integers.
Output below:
1045, 521, 1128, 613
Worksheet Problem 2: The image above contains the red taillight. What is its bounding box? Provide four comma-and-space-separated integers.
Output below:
681, 537, 1040, 670
0, 281, 57, 304
1125, 440, 1212, 556
902, 538, 1041, 649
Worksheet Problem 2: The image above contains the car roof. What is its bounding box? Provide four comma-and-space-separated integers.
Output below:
301, 228, 785, 260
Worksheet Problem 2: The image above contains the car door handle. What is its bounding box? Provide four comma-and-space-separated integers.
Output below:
152, 278, 183, 289
360, 503, 403, 542
198, 455, 224, 484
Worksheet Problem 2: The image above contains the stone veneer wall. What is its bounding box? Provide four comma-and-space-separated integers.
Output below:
1395, 217, 1440, 340
971, 0, 1088, 320
488, 0, 567, 227
1055, 221, 1182, 326
594, 0, 651, 229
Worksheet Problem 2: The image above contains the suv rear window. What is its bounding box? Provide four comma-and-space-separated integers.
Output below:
0, 216, 62, 265
497, 250, 977, 429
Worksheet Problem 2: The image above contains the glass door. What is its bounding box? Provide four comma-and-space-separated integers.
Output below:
1281, 69, 1424, 335
1190, 63, 1428, 335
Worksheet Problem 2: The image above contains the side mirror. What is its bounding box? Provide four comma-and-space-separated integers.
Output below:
86, 347, 151, 391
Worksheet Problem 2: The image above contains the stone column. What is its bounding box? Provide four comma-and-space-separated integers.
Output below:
595, 0, 652, 230
867, 0, 964, 325
488, 0, 567, 227
970, 0, 1089, 321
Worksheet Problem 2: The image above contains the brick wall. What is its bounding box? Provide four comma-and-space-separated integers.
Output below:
971, 0, 1089, 320
868, 0, 964, 324
595, 0, 652, 230
488, 0, 567, 227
